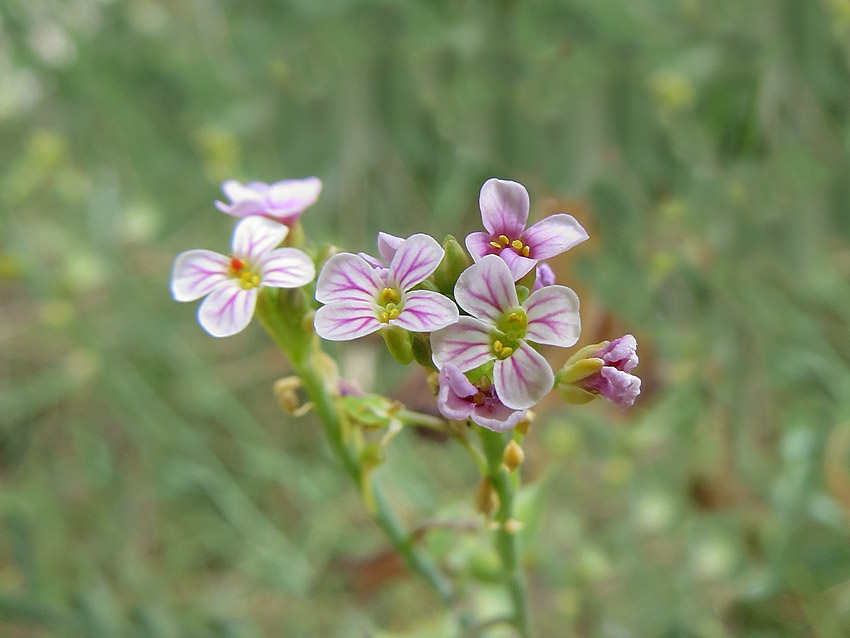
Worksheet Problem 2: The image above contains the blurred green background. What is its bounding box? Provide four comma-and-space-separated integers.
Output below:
2, 0, 850, 636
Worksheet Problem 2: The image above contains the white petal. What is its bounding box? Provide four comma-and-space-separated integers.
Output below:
197, 283, 257, 337
388, 233, 445, 292
493, 341, 554, 410
479, 178, 529, 238
377, 231, 404, 264
454, 255, 518, 322
314, 301, 382, 341
315, 253, 384, 304
231, 216, 289, 261
523, 285, 581, 347
259, 247, 315, 288
391, 290, 459, 332
171, 249, 230, 301
430, 317, 494, 372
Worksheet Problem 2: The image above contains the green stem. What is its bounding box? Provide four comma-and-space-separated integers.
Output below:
479, 428, 532, 638
256, 291, 454, 606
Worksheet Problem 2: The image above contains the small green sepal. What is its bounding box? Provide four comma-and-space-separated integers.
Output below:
434, 235, 472, 296
382, 326, 415, 365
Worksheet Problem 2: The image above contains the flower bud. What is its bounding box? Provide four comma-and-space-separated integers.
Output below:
474, 477, 500, 517
411, 332, 435, 370
273, 376, 312, 416
557, 335, 641, 409
503, 439, 525, 472
434, 235, 472, 295
381, 325, 414, 365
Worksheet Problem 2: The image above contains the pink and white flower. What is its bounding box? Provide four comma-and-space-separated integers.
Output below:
171, 216, 315, 337
430, 255, 581, 410
215, 177, 322, 226
357, 231, 405, 278
313, 233, 459, 341
582, 335, 641, 409
466, 178, 589, 281
437, 364, 527, 432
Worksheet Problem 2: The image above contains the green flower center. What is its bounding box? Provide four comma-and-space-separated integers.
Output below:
377, 287, 403, 323
491, 309, 527, 359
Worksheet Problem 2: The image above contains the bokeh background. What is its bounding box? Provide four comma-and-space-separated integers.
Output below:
2, 0, 850, 636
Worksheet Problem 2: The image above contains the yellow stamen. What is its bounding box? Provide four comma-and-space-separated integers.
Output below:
379, 311, 390, 323
490, 241, 502, 249
388, 308, 400, 319
500, 346, 514, 358
251, 275, 260, 286
493, 340, 503, 353
379, 287, 400, 304
522, 245, 530, 257
511, 239, 524, 251
498, 234, 510, 246
508, 312, 522, 323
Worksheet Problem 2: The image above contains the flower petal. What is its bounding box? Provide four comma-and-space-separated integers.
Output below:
197, 282, 257, 337
259, 247, 316, 288
493, 341, 554, 410
215, 180, 268, 217
377, 231, 404, 264
314, 301, 382, 341
479, 178, 529, 238
430, 317, 494, 372
593, 334, 639, 372
531, 263, 556, 292
584, 368, 641, 409
171, 249, 230, 301
437, 365, 476, 421
388, 233, 445, 291
465, 231, 498, 262
471, 403, 527, 433
498, 248, 537, 281
523, 285, 581, 347
391, 290, 459, 332
522, 214, 589, 260
315, 253, 384, 304
454, 255, 518, 322
266, 177, 322, 222
231, 216, 289, 261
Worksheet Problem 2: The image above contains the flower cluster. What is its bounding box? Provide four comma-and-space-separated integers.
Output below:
171, 176, 641, 427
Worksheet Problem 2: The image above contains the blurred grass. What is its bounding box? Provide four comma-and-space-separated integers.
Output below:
1, 0, 850, 635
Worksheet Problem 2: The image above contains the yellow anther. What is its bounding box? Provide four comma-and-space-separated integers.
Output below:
379, 311, 390, 323
498, 234, 510, 246
508, 312, 521, 323
388, 308, 400, 319
511, 239, 524, 251
500, 346, 514, 358
240, 272, 251, 283
493, 340, 504, 352
379, 287, 400, 304
522, 245, 530, 257
251, 275, 260, 286
490, 241, 502, 249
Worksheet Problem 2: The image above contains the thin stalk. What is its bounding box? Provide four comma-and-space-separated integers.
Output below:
479, 428, 532, 638
256, 291, 454, 606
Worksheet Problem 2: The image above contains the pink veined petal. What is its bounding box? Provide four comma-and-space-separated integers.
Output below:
471, 403, 527, 433
315, 253, 384, 304
388, 233, 445, 291
437, 366, 477, 421
523, 284, 581, 347
171, 249, 230, 301
266, 177, 322, 220
377, 231, 404, 264
493, 341, 554, 410
197, 282, 257, 338
593, 334, 639, 372
430, 317, 494, 372
600, 367, 641, 409
258, 247, 316, 288
231, 216, 289, 261
479, 178, 529, 238
218, 198, 272, 218
222, 179, 265, 202
521, 214, 589, 260
465, 231, 499, 262
390, 290, 459, 333
357, 252, 386, 269
531, 262, 556, 292
498, 248, 538, 281
313, 301, 382, 341
454, 255, 518, 323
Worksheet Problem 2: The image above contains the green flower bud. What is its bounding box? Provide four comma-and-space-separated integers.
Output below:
382, 325, 414, 365
434, 235, 472, 295
411, 332, 435, 369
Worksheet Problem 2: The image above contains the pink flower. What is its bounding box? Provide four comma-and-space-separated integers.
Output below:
215, 177, 322, 226
313, 234, 459, 341
430, 255, 581, 410
583, 335, 641, 408
437, 364, 526, 432
171, 216, 315, 337
465, 178, 589, 281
